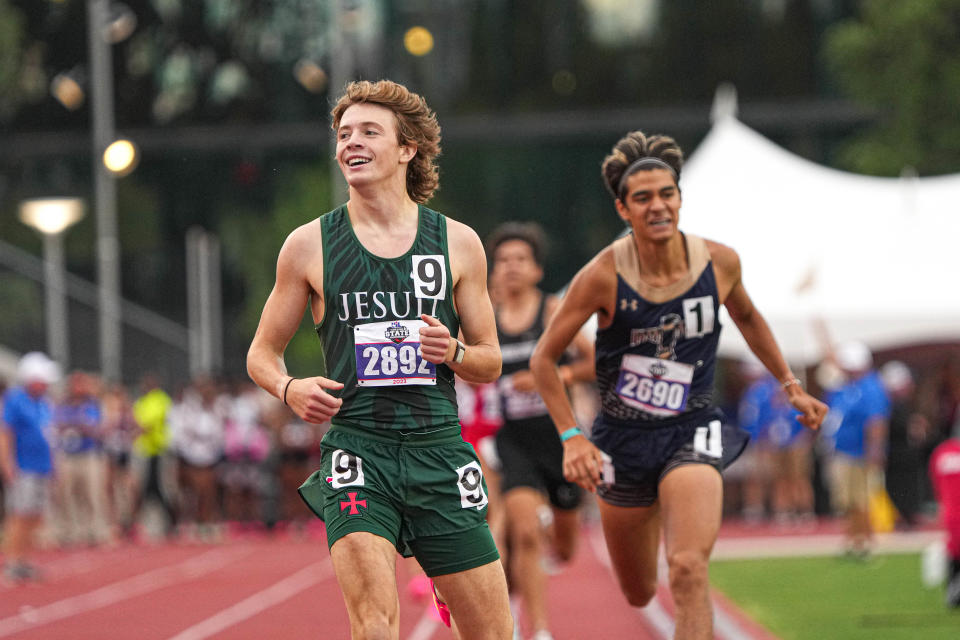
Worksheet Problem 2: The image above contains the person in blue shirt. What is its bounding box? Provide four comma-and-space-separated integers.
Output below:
743, 372, 815, 527
823, 341, 890, 557
1, 352, 59, 583
736, 361, 774, 523
51, 371, 109, 546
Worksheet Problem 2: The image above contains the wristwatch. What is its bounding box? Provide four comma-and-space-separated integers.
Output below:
453, 339, 466, 364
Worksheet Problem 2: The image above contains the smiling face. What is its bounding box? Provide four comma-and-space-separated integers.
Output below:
335, 102, 416, 192
615, 168, 681, 243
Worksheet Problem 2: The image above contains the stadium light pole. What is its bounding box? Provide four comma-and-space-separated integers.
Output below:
19, 198, 86, 371
327, 0, 353, 206
88, 0, 122, 382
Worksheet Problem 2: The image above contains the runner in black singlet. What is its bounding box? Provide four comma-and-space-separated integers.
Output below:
488, 222, 594, 640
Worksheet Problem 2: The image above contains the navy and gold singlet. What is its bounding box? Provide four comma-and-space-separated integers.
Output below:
594, 232, 721, 430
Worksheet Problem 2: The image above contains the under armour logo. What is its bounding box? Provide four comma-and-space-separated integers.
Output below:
339, 492, 367, 516
620, 298, 639, 311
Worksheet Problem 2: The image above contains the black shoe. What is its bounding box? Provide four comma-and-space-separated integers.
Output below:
2, 562, 36, 584
947, 558, 960, 607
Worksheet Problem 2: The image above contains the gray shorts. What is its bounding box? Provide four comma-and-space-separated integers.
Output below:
5, 472, 50, 516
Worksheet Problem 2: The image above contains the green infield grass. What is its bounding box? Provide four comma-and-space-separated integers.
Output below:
710, 552, 960, 639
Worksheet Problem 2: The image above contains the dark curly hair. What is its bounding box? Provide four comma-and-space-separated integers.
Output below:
485, 221, 548, 267
601, 131, 684, 201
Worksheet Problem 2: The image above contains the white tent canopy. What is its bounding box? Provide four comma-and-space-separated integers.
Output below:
680, 111, 960, 365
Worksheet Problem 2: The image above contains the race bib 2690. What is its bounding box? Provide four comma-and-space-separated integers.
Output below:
615, 354, 694, 416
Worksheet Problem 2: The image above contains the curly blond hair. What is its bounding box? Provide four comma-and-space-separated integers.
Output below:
331, 80, 442, 203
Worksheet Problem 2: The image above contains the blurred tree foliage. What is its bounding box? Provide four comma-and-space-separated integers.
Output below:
1, 0, 850, 129
219, 159, 331, 376
824, 0, 960, 175
0, 0, 337, 130
0, 0, 27, 121
452, 0, 835, 111
2, 0, 877, 379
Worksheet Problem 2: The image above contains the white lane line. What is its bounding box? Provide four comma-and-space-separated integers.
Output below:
712, 530, 943, 560
166, 559, 335, 640
587, 525, 674, 639
0, 547, 250, 638
588, 522, 770, 639
713, 601, 755, 640
405, 605, 440, 640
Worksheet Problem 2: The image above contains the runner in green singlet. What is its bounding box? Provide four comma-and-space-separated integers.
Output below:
247, 80, 512, 640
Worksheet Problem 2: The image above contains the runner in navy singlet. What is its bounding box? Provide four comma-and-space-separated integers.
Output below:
529, 130, 827, 639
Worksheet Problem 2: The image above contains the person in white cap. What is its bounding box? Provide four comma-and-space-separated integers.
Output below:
823, 341, 890, 558
1, 352, 59, 583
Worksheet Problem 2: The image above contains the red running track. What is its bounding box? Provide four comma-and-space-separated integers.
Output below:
0, 521, 782, 640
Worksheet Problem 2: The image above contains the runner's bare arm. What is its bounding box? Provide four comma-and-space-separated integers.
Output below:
532, 250, 614, 430
531, 252, 615, 491
544, 295, 596, 385
714, 243, 827, 430
420, 219, 501, 383
510, 296, 595, 393
247, 223, 344, 424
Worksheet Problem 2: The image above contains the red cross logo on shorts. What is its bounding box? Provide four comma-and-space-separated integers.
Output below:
339, 492, 367, 516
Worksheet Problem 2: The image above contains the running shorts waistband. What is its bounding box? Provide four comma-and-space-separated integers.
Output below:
594, 405, 717, 431
327, 422, 463, 447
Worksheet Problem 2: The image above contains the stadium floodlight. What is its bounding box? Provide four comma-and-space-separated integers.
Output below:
102, 138, 139, 176
403, 26, 434, 57
50, 69, 86, 111
19, 197, 86, 370
294, 59, 329, 93
19, 198, 86, 235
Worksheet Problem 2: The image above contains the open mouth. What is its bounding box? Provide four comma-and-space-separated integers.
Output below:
347, 157, 371, 167
649, 219, 672, 227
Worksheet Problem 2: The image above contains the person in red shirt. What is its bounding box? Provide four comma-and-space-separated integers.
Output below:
929, 430, 960, 607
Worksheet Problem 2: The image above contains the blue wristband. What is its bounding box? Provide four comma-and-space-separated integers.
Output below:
560, 427, 583, 442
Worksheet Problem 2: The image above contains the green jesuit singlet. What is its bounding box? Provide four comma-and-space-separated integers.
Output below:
316, 204, 461, 431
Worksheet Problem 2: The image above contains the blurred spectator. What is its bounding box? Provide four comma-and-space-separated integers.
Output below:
735, 361, 773, 523
823, 341, 890, 558
1, 352, 59, 583
881, 361, 933, 529
929, 424, 960, 607
102, 383, 139, 539
220, 380, 271, 527
0, 376, 7, 523
169, 377, 225, 542
50, 371, 110, 546
766, 385, 815, 527
266, 398, 320, 531
739, 366, 815, 527
131, 374, 177, 539
937, 358, 960, 442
